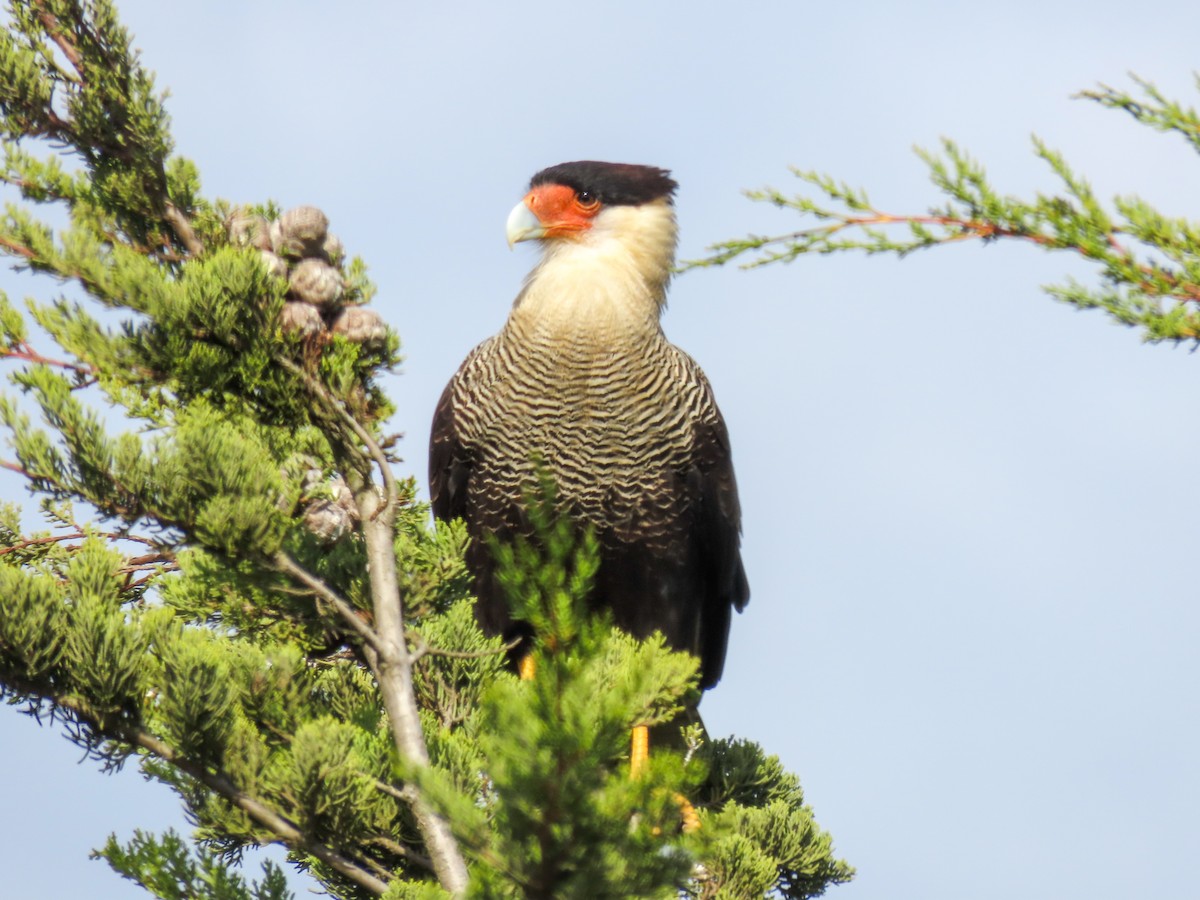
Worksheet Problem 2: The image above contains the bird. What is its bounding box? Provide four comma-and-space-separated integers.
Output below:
429, 160, 749, 703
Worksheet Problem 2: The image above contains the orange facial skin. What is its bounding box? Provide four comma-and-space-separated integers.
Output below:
523, 183, 602, 239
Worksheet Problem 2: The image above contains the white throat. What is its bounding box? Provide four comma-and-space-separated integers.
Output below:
510, 200, 678, 336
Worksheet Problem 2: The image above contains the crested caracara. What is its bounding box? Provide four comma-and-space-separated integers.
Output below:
429, 160, 748, 692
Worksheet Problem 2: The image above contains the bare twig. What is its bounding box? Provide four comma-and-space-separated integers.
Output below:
162, 201, 203, 257
123, 549, 174, 563
31, 3, 84, 74
373, 777, 418, 804
369, 835, 435, 873
409, 632, 520, 664
0, 530, 166, 557
274, 355, 398, 518
0, 234, 37, 262
269, 550, 382, 653
0, 458, 40, 479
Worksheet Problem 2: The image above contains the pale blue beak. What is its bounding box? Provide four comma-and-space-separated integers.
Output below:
505, 201, 545, 248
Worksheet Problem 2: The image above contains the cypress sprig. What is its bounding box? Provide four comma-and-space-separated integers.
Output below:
691, 75, 1200, 342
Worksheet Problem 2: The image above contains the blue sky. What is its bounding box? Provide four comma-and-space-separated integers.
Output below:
2, 1, 1199, 897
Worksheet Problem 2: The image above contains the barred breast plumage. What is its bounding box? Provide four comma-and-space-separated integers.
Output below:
429, 161, 748, 690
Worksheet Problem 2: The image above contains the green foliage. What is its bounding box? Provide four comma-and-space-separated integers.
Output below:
1, 0, 177, 249
0, 2, 850, 898
98, 829, 293, 900
693, 75, 1200, 343
693, 740, 855, 899
461, 501, 699, 898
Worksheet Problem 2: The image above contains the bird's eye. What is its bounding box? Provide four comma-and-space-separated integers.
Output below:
577, 190, 598, 207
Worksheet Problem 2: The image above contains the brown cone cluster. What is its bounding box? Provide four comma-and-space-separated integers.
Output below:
226, 205, 386, 350
298, 466, 360, 545
229, 206, 389, 545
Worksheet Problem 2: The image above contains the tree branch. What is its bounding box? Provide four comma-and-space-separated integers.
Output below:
356, 492, 470, 894
269, 550, 382, 653
8, 680, 389, 895
0, 341, 99, 379
128, 728, 389, 895
0, 530, 167, 557
698, 207, 1200, 303
0, 234, 37, 262
162, 201, 203, 257
369, 835, 435, 874
274, 355, 398, 517
31, 3, 84, 75
279, 344, 471, 889
409, 632, 520, 664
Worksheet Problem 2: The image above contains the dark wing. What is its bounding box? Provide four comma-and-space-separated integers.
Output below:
429, 375, 469, 523
431, 337, 500, 522
428, 341, 520, 641
688, 408, 750, 690
597, 349, 749, 691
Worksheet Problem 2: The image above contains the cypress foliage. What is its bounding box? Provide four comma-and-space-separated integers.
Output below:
0, 2, 852, 897
692, 76, 1200, 344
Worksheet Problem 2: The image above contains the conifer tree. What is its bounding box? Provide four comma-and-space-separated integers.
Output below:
0, 2, 852, 897
694, 76, 1200, 344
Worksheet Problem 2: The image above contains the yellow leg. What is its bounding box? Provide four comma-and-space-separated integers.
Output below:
675, 793, 701, 833
630, 724, 649, 778
632, 725, 702, 833
518, 654, 536, 681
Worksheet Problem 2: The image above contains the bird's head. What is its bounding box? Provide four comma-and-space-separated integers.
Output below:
506, 161, 678, 247
506, 162, 679, 307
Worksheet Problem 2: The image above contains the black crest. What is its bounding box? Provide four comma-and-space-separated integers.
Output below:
530, 161, 678, 207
